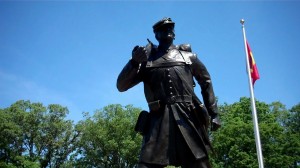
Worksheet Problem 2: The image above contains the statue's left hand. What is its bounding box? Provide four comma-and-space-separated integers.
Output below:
211, 116, 221, 131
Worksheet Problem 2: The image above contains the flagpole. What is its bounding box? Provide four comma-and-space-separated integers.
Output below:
240, 19, 264, 168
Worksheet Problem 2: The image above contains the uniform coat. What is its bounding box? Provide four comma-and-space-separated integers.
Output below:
117, 45, 218, 166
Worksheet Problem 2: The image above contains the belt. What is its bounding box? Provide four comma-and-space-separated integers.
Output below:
164, 95, 192, 104
148, 95, 193, 112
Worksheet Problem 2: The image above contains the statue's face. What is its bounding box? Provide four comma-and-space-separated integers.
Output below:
155, 24, 175, 43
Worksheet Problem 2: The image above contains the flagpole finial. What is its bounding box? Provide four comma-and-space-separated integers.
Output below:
240, 19, 245, 25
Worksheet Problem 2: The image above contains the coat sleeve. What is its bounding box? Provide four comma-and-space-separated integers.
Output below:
116, 60, 142, 92
190, 54, 218, 117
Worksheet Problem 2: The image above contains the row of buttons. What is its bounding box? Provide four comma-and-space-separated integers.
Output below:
166, 68, 174, 97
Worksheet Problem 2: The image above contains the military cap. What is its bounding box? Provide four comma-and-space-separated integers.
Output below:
153, 17, 175, 32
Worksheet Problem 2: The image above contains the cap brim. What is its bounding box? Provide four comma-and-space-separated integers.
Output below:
153, 22, 175, 31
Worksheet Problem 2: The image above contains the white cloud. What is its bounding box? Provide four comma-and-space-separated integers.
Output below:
0, 70, 83, 122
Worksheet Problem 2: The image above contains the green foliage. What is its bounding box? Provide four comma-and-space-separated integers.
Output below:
0, 100, 80, 168
284, 103, 300, 167
211, 97, 300, 168
72, 104, 142, 168
1, 99, 299, 167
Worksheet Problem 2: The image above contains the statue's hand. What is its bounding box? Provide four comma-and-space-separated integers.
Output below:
211, 116, 221, 131
132, 46, 148, 63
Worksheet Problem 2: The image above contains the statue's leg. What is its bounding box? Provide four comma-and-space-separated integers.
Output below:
137, 162, 165, 168
181, 157, 211, 168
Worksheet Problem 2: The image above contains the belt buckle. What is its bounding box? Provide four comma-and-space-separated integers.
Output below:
167, 96, 176, 104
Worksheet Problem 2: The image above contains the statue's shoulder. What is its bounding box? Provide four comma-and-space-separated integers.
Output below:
177, 44, 192, 52
176, 44, 197, 64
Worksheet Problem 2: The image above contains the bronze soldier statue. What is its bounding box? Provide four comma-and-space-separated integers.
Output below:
117, 17, 221, 168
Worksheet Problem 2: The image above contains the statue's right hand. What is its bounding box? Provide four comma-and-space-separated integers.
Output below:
132, 46, 148, 63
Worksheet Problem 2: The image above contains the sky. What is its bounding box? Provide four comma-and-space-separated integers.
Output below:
1, 1, 299, 123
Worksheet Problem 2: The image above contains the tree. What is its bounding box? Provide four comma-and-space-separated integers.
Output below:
284, 103, 300, 167
37, 104, 81, 168
1, 99, 299, 168
211, 98, 258, 168
0, 100, 40, 167
211, 97, 300, 168
0, 100, 81, 168
73, 104, 142, 168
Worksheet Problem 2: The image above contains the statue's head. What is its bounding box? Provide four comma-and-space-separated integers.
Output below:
153, 17, 175, 32
153, 17, 175, 43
